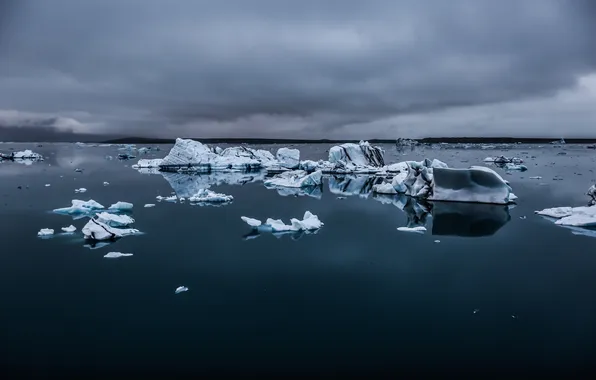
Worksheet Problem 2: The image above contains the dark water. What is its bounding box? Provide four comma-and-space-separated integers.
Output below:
1, 142, 596, 376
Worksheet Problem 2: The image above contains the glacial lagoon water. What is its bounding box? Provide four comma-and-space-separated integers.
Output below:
1, 142, 596, 375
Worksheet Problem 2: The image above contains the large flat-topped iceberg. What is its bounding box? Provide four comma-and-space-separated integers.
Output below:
264, 170, 322, 188
431, 166, 514, 205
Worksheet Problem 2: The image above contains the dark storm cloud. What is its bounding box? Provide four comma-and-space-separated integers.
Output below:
1, 0, 595, 137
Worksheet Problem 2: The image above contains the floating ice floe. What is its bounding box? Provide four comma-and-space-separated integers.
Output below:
95, 212, 135, 227
397, 226, 427, 234
74, 188, 87, 193
504, 163, 528, 171
144, 203, 156, 208
529, 176, 542, 180
276, 147, 300, 169
483, 156, 523, 164
175, 286, 189, 294
108, 201, 133, 211
264, 170, 322, 188
103, 252, 133, 258
156, 195, 177, 202
53, 199, 105, 218
241, 211, 323, 232
82, 218, 140, 241
536, 206, 596, 227
61, 225, 77, 233
37, 228, 54, 237
188, 189, 234, 203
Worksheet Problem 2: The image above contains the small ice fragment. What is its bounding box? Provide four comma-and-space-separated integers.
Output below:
75, 168, 83, 172
434, 240, 441, 243
175, 286, 189, 294
37, 228, 54, 237
45, 184, 51, 187
108, 201, 133, 211
144, 204, 156, 208
473, 309, 479, 314
241, 216, 262, 227
337, 196, 346, 200
103, 182, 109, 186
519, 216, 527, 220
61, 225, 77, 233
511, 314, 518, 319
103, 252, 133, 258
74, 188, 87, 193
397, 226, 427, 233
156, 195, 177, 202
529, 176, 542, 180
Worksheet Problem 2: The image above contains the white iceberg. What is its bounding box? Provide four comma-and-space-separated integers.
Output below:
37, 228, 54, 237
74, 188, 87, 193
536, 206, 596, 227
328, 141, 385, 172
431, 166, 514, 205
53, 199, 105, 217
108, 201, 133, 211
61, 225, 77, 233
82, 218, 140, 241
276, 147, 300, 169
104, 252, 133, 258
95, 212, 135, 227
188, 189, 234, 203
397, 226, 427, 233
144, 203, 156, 208
175, 286, 189, 294
264, 170, 322, 188
156, 195, 177, 202
133, 158, 164, 169
241, 211, 323, 232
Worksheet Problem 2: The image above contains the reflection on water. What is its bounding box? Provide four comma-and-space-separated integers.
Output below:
431, 202, 511, 237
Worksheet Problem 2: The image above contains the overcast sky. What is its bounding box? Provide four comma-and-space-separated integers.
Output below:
1, 0, 595, 139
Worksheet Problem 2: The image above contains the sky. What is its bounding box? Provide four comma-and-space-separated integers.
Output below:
1, 0, 595, 140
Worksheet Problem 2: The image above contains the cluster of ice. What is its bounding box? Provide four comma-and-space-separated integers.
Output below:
264, 170, 323, 189
276, 148, 300, 169
1, 150, 44, 161
483, 156, 523, 164
133, 158, 164, 168
156, 195, 178, 202
37, 228, 54, 237
188, 189, 234, 203
241, 211, 323, 233
82, 217, 140, 241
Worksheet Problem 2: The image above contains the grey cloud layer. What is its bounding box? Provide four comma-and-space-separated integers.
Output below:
1, 0, 595, 137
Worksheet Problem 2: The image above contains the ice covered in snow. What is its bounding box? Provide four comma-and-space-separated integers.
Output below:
328, 141, 385, 172
264, 170, 322, 188
276, 147, 300, 169
241, 211, 323, 232
188, 189, 234, 203
391, 159, 448, 198
74, 188, 87, 193
536, 206, 596, 227
53, 199, 105, 217
133, 158, 164, 168
156, 195, 177, 202
175, 286, 189, 294
159, 138, 263, 171
241, 216, 262, 227
108, 201, 133, 211
104, 252, 133, 258
95, 212, 135, 227
61, 225, 77, 233
37, 228, 54, 237
397, 226, 427, 233
82, 218, 140, 241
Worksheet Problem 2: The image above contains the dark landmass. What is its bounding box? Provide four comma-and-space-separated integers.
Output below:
101, 136, 596, 144
0, 126, 121, 142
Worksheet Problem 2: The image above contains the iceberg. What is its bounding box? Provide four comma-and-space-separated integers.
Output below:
133, 158, 164, 168
104, 252, 133, 258
108, 201, 133, 211
589, 185, 596, 206
61, 225, 77, 233
156, 195, 177, 202
188, 189, 234, 204
1, 150, 44, 162
241, 211, 323, 232
175, 286, 189, 294
74, 188, 87, 193
504, 163, 527, 171
431, 166, 514, 204
483, 156, 523, 164
53, 199, 105, 218
327, 141, 385, 172
264, 170, 322, 188
397, 226, 426, 233
536, 206, 596, 227
82, 218, 140, 241
95, 212, 135, 227
276, 147, 300, 169
37, 228, 54, 237
144, 203, 156, 208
